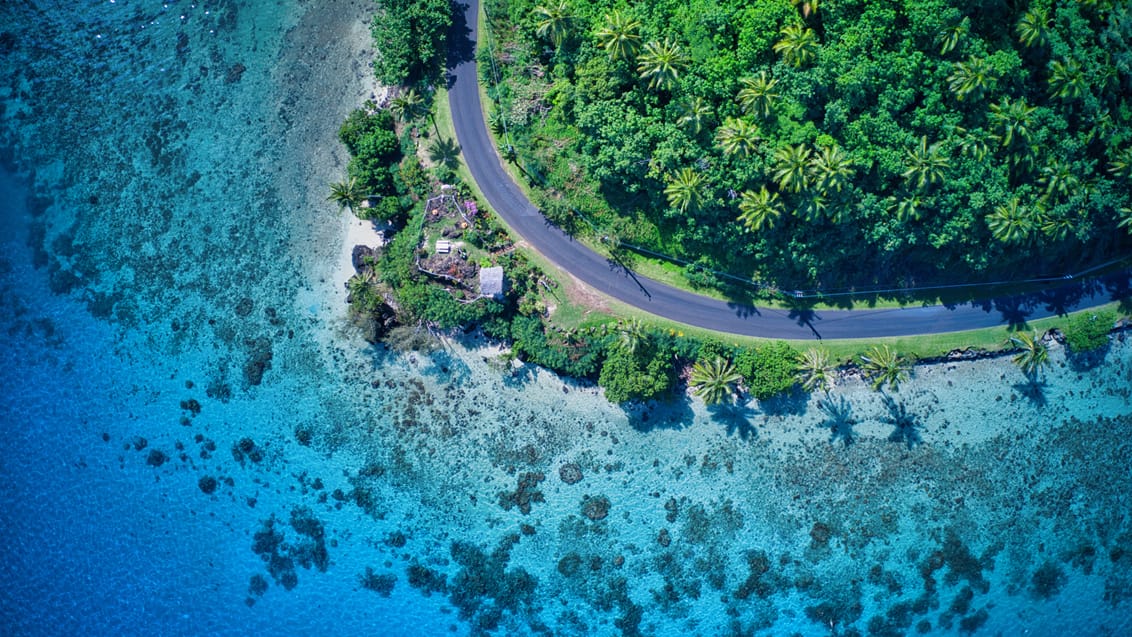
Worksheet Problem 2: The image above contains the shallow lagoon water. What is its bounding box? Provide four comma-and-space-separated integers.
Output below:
2, 2, 1131, 636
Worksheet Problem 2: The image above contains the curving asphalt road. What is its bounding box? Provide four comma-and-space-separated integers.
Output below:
447, 0, 1128, 340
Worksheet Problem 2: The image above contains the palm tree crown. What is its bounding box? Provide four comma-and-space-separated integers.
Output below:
773, 24, 820, 67
328, 176, 365, 212
796, 348, 834, 392
594, 10, 641, 62
737, 71, 780, 120
1048, 59, 1087, 100
675, 97, 712, 135
772, 144, 813, 193
534, 2, 574, 49
737, 187, 784, 232
948, 56, 997, 102
809, 145, 855, 194
664, 167, 705, 213
989, 97, 1037, 147
389, 88, 425, 123
1008, 331, 1049, 377
859, 345, 910, 391
689, 356, 743, 405
1016, 8, 1049, 48
986, 197, 1035, 243
637, 38, 688, 91
902, 136, 950, 190
936, 17, 969, 55
715, 117, 761, 157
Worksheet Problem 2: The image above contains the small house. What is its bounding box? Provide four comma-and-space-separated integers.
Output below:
435, 239, 452, 254
479, 266, 505, 300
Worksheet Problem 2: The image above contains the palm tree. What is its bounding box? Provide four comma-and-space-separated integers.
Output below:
1008, 331, 1049, 377
936, 17, 969, 55
637, 38, 687, 91
886, 194, 923, 222
1016, 7, 1049, 48
773, 24, 819, 68
675, 97, 712, 135
902, 136, 950, 190
328, 176, 365, 213
809, 145, 854, 194
594, 10, 641, 62
772, 144, 812, 193
796, 192, 829, 222
737, 187, 784, 232
689, 356, 743, 405
986, 197, 1035, 243
1038, 161, 1079, 201
1039, 208, 1074, 241
796, 347, 834, 392
664, 167, 704, 213
616, 319, 648, 356
989, 97, 1037, 147
1048, 59, 1087, 100
715, 117, 761, 157
389, 88, 425, 123
859, 345, 910, 391
736, 71, 780, 120
429, 137, 461, 171
1109, 146, 1132, 180
947, 56, 997, 102
534, 2, 574, 49
1118, 207, 1132, 234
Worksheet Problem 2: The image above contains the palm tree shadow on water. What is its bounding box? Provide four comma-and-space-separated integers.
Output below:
879, 392, 923, 448
706, 400, 760, 440
817, 394, 856, 446
1011, 374, 1048, 407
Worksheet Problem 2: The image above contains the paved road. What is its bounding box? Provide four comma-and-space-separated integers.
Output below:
447, 0, 1128, 340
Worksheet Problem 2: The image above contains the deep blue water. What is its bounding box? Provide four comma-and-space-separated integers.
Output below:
2, 2, 1131, 636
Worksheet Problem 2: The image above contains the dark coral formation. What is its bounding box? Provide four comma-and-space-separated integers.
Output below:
231, 437, 264, 464
581, 495, 610, 521
197, 476, 218, 494
360, 567, 396, 597
558, 463, 583, 485
250, 508, 330, 593
497, 472, 545, 515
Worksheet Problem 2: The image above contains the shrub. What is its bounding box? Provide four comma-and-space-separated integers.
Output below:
511, 315, 604, 378
598, 343, 675, 403
735, 341, 799, 400
1063, 310, 1115, 353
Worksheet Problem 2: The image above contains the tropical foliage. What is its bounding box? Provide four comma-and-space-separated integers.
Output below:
1008, 331, 1049, 377
479, 0, 1132, 298
371, 0, 451, 85
1062, 310, 1116, 353
689, 356, 743, 405
796, 348, 834, 392
859, 345, 910, 391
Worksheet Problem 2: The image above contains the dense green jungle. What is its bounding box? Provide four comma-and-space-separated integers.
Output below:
480, 0, 1132, 296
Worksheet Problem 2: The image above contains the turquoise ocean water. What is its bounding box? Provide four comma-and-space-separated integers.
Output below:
1, 2, 1131, 636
